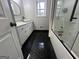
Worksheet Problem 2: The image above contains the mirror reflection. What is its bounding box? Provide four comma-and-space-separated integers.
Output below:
0, 1, 4, 17
10, 0, 24, 22
11, 0, 21, 16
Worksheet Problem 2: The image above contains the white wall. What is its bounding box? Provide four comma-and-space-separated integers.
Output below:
23, 0, 51, 30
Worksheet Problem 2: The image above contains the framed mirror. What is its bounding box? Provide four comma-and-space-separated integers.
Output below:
10, 0, 21, 16
0, 1, 5, 17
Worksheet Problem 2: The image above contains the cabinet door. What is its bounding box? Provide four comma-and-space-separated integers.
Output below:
26, 23, 33, 37
17, 26, 25, 45
17, 22, 33, 45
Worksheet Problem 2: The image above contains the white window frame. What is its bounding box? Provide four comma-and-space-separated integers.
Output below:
36, 0, 47, 17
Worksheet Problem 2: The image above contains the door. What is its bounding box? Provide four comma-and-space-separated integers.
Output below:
72, 32, 79, 58
0, 0, 23, 59
62, 0, 79, 50
71, 0, 79, 58
52, 0, 76, 50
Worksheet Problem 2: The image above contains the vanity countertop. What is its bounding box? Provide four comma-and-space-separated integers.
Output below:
16, 20, 33, 27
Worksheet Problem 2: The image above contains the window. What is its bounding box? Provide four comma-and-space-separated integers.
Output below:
36, 0, 47, 16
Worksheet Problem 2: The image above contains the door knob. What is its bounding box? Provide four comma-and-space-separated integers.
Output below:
10, 22, 16, 27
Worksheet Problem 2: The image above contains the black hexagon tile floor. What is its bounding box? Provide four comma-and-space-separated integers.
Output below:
22, 31, 57, 59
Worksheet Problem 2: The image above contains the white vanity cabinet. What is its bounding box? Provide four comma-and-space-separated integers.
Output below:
17, 21, 33, 46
